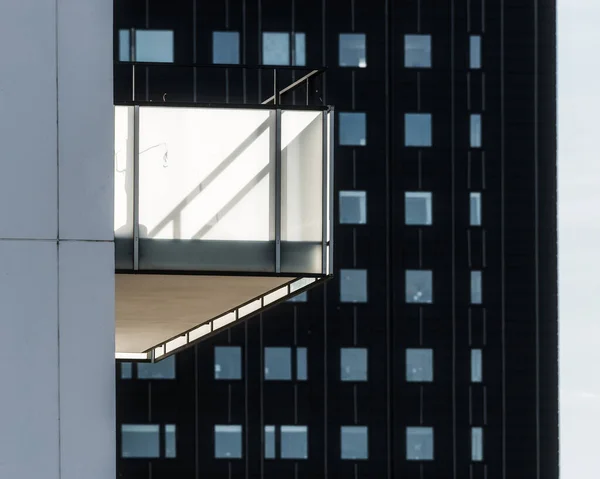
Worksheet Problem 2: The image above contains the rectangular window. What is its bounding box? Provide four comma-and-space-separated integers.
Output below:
406, 427, 434, 460
120, 362, 133, 379
471, 349, 483, 383
213, 31, 240, 64
214, 346, 242, 380
215, 425, 243, 458
405, 113, 432, 147
339, 33, 367, 68
340, 191, 367, 224
137, 355, 176, 379
406, 348, 434, 382
264, 347, 292, 380
262, 32, 305, 66
406, 270, 433, 304
281, 426, 308, 459
119, 29, 130, 61
470, 36, 482, 69
288, 291, 308, 303
341, 426, 368, 460
340, 269, 368, 303
471, 271, 482, 304
470, 192, 482, 226
265, 426, 276, 459
405, 192, 432, 225
472, 427, 484, 461
121, 425, 160, 458
405, 34, 432, 68
339, 112, 367, 146
165, 425, 176, 458
297, 348, 308, 381
135, 30, 174, 63
470, 114, 482, 148
341, 348, 368, 381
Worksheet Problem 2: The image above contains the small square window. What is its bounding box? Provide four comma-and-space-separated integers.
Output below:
265, 347, 292, 380
288, 291, 308, 303
340, 269, 368, 303
341, 426, 368, 460
470, 192, 482, 226
472, 427, 484, 461
339, 33, 367, 68
297, 348, 308, 381
470, 36, 482, 69
406, 427, 434, 461
406, 270, 433, 304
470, 114, 482, 148
471, 271, 482, 304
406, 348, 433, 382
262, 32, 305, 66
405, 113, 432, 147
265, 426, 276, 459
341, 348, 368, 381
214, 346, 242, 380
120, 362, 133, 379
165, 425, 176, 458
137, 355, 176, 379
405, 192, 432, 225
339, 112, 367, 146
215, 425, 243, 459
340, 191, 367, 224
121, 424, 160, 458
213, 31, 240, 64
135, 30, 174, 63
281, 426, 308, 459
471, 349, 483, 383
405, 35, 432, 68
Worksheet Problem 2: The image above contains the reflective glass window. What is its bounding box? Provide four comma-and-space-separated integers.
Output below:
405, 113, 432, 147
405, 192, 432, 225
341, 426, 368, 459
339, 33, 367, 68
405, 35, 432, 68
406, 348, 433, 382
121, 425, 160, 458
341, 348, 368, 381
340, 191, 367, 224
470, 36, 482, 69
264, 347, 292, 380
214, 346, 242, 380
340, 269, 368, 303
281, 426, 308, 459
472, 427, 484, 461
215, 425, 243, 458
137, 355, 176, 379
471, 271, 482, 304
406, 270, 433, 304
470, 192, 482, 226
213, 31, 240, 64
406, 427, 434, 460
135, 30, 174, 63
470, 114, 482, 147
471, 349, 483, 382
339, 112, 367, 146
165, 425, 176, 458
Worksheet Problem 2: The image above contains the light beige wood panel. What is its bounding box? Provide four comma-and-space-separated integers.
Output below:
116, 274, 294, 353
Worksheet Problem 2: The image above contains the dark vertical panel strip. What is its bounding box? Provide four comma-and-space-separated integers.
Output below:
451, 0, 457, 478
534, 1, 540, 478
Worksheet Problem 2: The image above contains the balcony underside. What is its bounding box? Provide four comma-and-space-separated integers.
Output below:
116, 273, 321, 361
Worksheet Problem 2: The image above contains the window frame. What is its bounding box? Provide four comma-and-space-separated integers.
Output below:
404, 34, 432, 68
405, 191, 433, 226
339, 190, 368, 225
405, 113, 433, 147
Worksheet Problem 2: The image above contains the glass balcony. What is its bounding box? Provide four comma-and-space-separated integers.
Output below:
114, 103, 333, 360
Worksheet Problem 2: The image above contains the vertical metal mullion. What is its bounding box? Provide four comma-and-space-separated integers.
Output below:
130, 28, 136, 101
321, 112, 328, 274
274, 109, 282, 273
133, 106, 140, 271
328, 109, 335, 274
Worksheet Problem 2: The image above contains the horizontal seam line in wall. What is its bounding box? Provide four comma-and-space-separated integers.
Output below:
0, 238, 114, 242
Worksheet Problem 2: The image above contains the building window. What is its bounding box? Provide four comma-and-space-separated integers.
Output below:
471, 271, 482, 304
405, 113, 432, 147
470, 114, 482, 147
215, 425, 243, 459
340, 191, 367, 224
137, 355, 176, 379
264, 347, 292, 380
339, 33, 367, 68
406, 427, 434, 461
341, 348, 368, 381
340, 269, 368, 303
470, 36, 482, 69
472, 427, 484, 461
405, 192, 432, 225
214, 346, 242, 380
288, 291, 308, 303
470, 192, 482, 226
297, 348, 308, 380
341, 426, 368, 460
262, 32, 305, 66
405, 34, 432, 68
165, 425, 176, 458
120, 362, 133, 379
121, 425, 160, 458
406, 270, 433, 304
265, 426, 276, 459
281, 426, 309, 459
213, 31, 240, 64
406, 348, 434, 382
471, 349, 483, 383
339, 112, 367, 146
119, 29, 174, 63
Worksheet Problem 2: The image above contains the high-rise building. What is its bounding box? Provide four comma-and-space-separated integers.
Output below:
114, 1, 557, 479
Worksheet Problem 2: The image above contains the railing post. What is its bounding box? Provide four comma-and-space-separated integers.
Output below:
273, 69, 279, 106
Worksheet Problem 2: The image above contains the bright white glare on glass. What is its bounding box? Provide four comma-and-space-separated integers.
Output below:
339, 33, 367, 68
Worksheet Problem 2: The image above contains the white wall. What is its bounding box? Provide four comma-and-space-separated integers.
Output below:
0, 1, 115, 478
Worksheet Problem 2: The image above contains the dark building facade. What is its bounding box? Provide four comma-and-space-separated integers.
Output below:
114, 1, 557, 478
